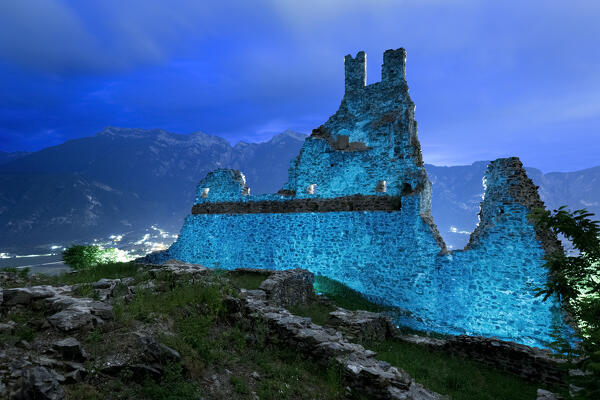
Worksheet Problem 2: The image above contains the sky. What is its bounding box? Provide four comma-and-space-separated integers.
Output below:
0, 0, 599, 172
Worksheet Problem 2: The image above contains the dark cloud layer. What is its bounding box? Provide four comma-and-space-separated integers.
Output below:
0, 0, 599, 171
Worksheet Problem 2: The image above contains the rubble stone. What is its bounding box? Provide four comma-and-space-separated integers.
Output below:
11, 366, 65, 400
53, 337, 87, 361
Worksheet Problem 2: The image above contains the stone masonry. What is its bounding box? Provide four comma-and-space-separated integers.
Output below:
161, 48, 566, 348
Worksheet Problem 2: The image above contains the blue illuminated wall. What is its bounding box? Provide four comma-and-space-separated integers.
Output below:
166, 49, 565, 347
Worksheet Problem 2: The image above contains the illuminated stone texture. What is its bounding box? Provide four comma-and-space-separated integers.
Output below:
167, 49, 564, 347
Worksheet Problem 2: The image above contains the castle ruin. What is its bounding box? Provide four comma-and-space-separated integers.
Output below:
164, 49, 565, 347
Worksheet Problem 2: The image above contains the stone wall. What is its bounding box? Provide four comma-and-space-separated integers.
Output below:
191, 194, 401, 214
325, 306, 567, 387
165, 49, 566, 348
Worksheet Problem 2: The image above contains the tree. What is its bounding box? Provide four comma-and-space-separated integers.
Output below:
530, 206, 600, 397
62, 245, 120, 270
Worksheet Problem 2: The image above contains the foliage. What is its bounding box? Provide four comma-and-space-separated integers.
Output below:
62, 245, 112, 270
530, 206, 600, 398
74, 282, 100, 300
1, 267, 30, 280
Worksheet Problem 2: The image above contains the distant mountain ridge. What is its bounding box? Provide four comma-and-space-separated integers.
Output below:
0, 128, 597, 250
426, 162, 600, 249
0, 151, 31, 165
0, 127, 307, 248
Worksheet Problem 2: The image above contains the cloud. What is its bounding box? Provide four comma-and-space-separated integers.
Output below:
0, 0, 599, 172
0, 0, 221, 74
0, 1, 103, 73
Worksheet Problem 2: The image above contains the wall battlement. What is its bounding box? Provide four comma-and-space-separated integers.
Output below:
165, 49, 567, 348
344, 48, 407, 97
344, 51, 366, 93
382, 48, 407, 85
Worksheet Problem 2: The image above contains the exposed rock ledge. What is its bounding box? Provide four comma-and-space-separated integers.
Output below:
229, 288, 445, 400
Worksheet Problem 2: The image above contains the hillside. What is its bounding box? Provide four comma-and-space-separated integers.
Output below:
0, 128, 306, 248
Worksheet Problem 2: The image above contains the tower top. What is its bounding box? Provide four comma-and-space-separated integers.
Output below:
343, 48, 407, 96
382, 48, 406, 85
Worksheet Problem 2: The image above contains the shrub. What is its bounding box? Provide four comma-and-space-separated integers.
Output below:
530, 206, 600, 398
62, 245, 126, 270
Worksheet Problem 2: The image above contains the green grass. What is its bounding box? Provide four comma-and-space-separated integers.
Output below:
314, 275, 391, 313
32, 262, 142, 286
289, 300, 336, 326
367, 338, 548, 400
142, 363, 201, 400
288, 275, 391, 326
111, 274, 352, 399
65, 383, 103, 400
0, 267, 30, 280
0, 308, 43, 343
225, 270, 270, 290
230, 375, 250, 395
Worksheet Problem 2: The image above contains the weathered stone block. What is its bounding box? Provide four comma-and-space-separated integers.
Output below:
258, 269, 314, 307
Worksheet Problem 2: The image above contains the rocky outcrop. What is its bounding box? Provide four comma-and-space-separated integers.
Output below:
148, 259, 209, 277
536, 388, 562, 400
218, 268, 446, 400
53, 338, 87, 362
100, 333, 182, 380
235, 288, 445, 400
328, 308, 391, 343
10, 366, 65, 400
0, 281, 117, 397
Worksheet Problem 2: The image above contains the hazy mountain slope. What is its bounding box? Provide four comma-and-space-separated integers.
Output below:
426, 163, 600, 249
0, 151, 30, 165
0, 128, 597, 250
0, 128, 307, 247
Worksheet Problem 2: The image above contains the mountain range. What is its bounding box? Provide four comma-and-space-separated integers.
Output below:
0, 128, 306, 250
0, 127, 597, 251
426, 162, 600, 248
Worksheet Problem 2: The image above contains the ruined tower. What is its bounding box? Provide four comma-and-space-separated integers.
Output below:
164, 49, 564, 347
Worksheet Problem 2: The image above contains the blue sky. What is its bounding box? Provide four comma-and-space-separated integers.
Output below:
0, 0, 598, 171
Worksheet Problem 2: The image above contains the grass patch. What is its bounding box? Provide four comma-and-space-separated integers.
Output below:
65, 383, 103, 400
230, 375, 250, 395
0, 267, 30, 280
314, 275, 390, 313
225, 270, 270, 290
1, 308, 43, 343
289, 300, 335, 326
74, 282, 100, 299
33, 262, 142, 286
142, 363, 201, 400
111, 274, 352, 399
367, 338, 546, 400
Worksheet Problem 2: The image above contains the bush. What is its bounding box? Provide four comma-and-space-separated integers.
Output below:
530, 206, 600, 398
62, 245, 125, 270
